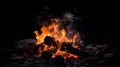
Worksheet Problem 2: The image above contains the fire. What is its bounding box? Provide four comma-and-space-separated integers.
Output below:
34, 18, 82, 59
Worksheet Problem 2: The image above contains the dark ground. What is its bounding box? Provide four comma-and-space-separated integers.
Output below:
1, 1, 120, 67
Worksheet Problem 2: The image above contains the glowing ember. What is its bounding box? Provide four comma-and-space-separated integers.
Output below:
34, 14, 82, 59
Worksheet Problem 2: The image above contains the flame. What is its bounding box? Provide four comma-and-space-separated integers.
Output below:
34, 18, 81, 59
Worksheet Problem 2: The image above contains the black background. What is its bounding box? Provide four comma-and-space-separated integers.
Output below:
1, 1, 119, 48
1, 1, 120, 67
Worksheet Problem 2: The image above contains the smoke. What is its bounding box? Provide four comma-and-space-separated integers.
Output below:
62, 12, 81, 42
63, 12, 74, 22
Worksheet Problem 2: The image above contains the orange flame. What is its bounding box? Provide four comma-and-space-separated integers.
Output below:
34, 18, 82, 59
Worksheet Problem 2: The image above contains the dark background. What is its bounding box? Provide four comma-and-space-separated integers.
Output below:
1, 1, 119, 48
1, 1, 120, 67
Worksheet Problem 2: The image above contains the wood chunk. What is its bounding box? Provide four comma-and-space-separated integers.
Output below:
44, 36, 58, 48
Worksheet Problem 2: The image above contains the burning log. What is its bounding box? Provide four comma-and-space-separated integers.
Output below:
61, 42, 91, 58
27, 36, 81, 59
44, 36, 58, 49
44, 36, 57, 46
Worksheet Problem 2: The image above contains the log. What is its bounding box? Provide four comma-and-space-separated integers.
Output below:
44, 36, 58, 49
61, 42, 91, 58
